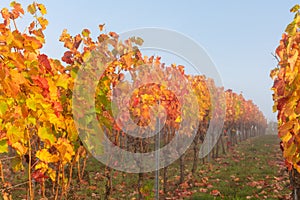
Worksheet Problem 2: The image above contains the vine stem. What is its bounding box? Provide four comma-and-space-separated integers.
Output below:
8, 181, 29, 189
0, 161, 4, 183
27, 129, 34, 200
54, 163, 61, 200
12, 18, 18, 31
0, 156, 19, 162
80, 152, 88, 179
60, 164, 65, 200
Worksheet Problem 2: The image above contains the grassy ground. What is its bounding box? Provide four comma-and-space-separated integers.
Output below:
5, 134, 291, 199
190, 135, 290, 199
75, 134, 290, 199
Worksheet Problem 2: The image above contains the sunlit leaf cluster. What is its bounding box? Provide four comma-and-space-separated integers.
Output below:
271, 4, 300, 172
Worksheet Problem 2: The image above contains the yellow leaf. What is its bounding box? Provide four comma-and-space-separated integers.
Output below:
284, 143, 297, 161
48, 167, 56, 182
27, 3, 36, 15
26, 116, 36, 125
6, 125, 24, 144
37, 17, 48, 30
294, 164, 300, 173
281, 132, 293, 143
48, 78, 58, 100
35, 162, 48, 171
12, 142, 27, 156
0, 101, 8, 116
66, 119, 78, 142
82, 51, 91, 62
55, 138, 75, 164
26, 98, 36, 111
48, 113, 65, 129
56, 74, 69, 89
175, 115, 182, 123
278, 120, 294, 138
38, 127, 56, 146
37, 3, 47, 15
36, 149, 59, 163
141, 94, 155, 103
82, 29, 90, 37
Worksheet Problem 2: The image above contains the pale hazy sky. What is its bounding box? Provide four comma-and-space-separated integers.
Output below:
1, 0, 299, 121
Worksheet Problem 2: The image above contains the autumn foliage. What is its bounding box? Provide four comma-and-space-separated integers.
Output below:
271, 4, 300, 199
271, 4, 300, 173
0, 1, 267, 199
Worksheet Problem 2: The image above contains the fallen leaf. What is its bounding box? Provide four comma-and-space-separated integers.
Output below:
210, 189, 221, 196
199, 188, 208, 193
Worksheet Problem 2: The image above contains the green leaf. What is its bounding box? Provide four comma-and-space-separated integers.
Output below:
0, 101, 8, 116
71, 67, 78, 79
0, 140, 8, 153
38, 127, 56, 145
26, 98, 36, 111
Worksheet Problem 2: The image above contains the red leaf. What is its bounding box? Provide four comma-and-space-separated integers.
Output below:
62, 51, 73, 64
38, 54, 52, 74
52, 101, 63, 117
31, 75, 49, 97
73, 34, 82, 50
31, 76, 49, 90
32, 170, 48, 183
132, 97, 139, 107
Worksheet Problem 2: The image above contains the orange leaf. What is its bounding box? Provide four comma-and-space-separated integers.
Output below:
10, 1, 24, 19
52, 102, 63, 117
1, 8, 10, 20
99, 23, 105, 31
109, 31, 118, 38
37, 17, 48, 30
